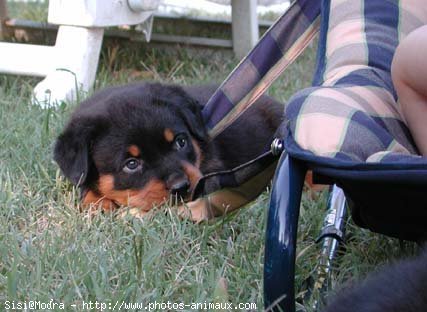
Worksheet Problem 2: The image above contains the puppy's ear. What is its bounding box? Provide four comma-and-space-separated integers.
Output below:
166, 86, 208, 141
178, 102, 208, 141
54, 117, 105, 187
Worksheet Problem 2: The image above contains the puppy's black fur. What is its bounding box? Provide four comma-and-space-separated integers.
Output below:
323, 249, 427, 312
54, 82, 283, 213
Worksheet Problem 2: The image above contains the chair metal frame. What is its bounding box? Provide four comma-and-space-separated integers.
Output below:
264, 150, 348, 312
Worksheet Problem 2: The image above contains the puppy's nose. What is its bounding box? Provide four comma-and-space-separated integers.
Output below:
170, 180, 190, 198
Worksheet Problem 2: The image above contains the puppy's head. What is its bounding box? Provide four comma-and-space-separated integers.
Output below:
54, 83, 208, 213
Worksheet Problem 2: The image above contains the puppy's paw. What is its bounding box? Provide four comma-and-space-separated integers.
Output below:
177, 198, 215, 223
117, 207, 149, 219
81, 190, 119, 212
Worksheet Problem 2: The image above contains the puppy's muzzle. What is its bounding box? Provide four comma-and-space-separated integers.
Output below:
170, 179, 191, 198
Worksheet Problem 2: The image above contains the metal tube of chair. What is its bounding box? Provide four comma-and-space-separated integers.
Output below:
310, 185, 347, 309
320, 185, 347, 261
264, 154, 307, 311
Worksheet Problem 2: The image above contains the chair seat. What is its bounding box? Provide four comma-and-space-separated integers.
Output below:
285, 133, 427, 240
281, 0, 427, 240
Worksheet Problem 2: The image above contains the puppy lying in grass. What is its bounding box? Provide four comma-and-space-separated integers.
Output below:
54, 83, 283, 220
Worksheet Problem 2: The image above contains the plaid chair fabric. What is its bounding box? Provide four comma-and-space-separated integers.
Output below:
203, 0, 320, 139
282, 0, 427, 240
286, 0, 427, 163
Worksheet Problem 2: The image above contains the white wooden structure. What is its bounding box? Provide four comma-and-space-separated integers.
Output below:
0, 0, 258, 106
232, 0, 259, 59
0, 0, 159, 106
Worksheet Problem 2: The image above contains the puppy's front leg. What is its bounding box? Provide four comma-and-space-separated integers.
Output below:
177, 189, 251, 222
177, 198, 216, 222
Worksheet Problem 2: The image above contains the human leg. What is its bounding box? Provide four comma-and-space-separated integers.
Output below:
391, 25, 427, 156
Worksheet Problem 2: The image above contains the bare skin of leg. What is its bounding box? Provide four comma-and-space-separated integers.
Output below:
391, 25, 427, 156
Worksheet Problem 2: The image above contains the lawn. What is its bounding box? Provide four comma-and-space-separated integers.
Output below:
0, 4, 418, 312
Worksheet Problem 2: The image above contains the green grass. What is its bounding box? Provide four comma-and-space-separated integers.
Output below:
0, 27, 418, 312
6, 0, 48, 22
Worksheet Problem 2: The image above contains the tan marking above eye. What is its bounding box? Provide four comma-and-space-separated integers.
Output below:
128, 145, 141, 157
191, 139, 203, 168
164, 128, 175, 143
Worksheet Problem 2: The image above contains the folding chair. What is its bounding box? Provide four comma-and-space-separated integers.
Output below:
189, 0, 427, 311
264, 0, 427, 311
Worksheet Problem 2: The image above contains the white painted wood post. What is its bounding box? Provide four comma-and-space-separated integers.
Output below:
0, 0, 159, 107
33, 26, 105, 107
33, 0, 158, 107
231, 0, 259, 59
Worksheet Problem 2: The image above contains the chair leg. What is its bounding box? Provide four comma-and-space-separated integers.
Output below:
307, 185, 347, 309
264, 154, 307, 312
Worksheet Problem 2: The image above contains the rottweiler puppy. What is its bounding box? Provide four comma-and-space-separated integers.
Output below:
54, 82, 283, 217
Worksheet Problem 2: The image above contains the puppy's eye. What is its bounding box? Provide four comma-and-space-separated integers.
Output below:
123, 158, 142, 173
174, 134, 187, 150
